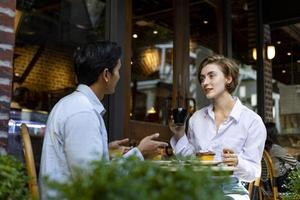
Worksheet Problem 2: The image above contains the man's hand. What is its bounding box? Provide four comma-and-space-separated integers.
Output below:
222, 148, 238, 167
137, 133, 168, 156
109, 138, 131, 155
169, 117, 186, 140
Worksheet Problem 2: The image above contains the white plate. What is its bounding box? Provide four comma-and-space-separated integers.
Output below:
210, 166, 236, 171
200, 160, 222, 165
188, 160, 222, 166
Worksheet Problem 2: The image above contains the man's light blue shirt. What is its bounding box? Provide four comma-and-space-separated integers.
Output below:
39, 84, 143, 199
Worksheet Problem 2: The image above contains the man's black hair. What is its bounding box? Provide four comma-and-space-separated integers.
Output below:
73, 41, 122, 86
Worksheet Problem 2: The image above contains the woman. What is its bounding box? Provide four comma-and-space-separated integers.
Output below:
170, 55, 266, 200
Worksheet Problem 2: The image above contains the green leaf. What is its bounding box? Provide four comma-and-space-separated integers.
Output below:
46, 157, 230, 200
0, 155, 30, 200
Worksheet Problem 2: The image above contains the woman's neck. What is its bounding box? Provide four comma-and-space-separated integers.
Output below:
212, 92, 235, 116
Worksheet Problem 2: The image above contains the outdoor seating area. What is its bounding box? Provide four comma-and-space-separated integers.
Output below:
1, 0, 300, 200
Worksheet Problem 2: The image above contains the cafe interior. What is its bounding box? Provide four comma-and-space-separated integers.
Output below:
5, 0, 300, 179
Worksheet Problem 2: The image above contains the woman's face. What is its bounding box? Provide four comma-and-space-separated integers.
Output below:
199, 63, 231, 99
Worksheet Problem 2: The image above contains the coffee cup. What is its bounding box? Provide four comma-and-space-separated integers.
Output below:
172, 107, 188, 126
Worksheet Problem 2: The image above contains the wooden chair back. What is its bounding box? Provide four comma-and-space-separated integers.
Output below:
248, 177, 263, 200
261, 150, 280, 200
248, 149, 282, 200
21, 123, 40, 200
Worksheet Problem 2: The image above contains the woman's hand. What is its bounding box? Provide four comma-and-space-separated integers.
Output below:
169, 116, 186, 140
222, 148, 238, 167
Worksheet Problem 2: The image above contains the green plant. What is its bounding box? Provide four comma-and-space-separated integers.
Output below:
283, 168, 300, 200
47, 157, 230, 200
0, 155, 30, 200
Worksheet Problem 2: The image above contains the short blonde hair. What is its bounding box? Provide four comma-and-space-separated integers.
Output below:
198, 55, 239, 94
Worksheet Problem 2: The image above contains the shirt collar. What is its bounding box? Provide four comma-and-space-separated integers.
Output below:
229, 97, 244, 122
76, 84, 106, 116
205, 97, 243, 122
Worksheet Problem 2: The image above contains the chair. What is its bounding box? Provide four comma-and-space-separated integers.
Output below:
20, 123, 40, 200
260, 150, 280, 200
248, 177, 262, 200
248, 150, 281, 200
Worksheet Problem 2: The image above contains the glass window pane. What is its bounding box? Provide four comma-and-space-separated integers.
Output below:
13, 0, 107, 111
231, 1, 258, 112
10, 0, 107, 163
272, 24, 300, 136
188, 1, 218, 109
131, 0, 174, 124
271, 22, 300, 160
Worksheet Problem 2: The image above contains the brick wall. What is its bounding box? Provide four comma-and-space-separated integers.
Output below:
0, 0, 15, 154
14, 45, 76, 91
263, 26, 273, 123
264, 59, 273, 122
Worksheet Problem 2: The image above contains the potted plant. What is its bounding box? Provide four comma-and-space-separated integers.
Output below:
47, 158, 230, 200
283, 168, 300, 200
0, 155, 30, 200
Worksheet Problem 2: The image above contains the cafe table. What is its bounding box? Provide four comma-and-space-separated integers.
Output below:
151, 159, 236, 175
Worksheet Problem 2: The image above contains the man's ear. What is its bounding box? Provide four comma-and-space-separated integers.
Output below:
101, 68, 110, 83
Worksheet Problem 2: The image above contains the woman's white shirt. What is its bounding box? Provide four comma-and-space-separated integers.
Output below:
170, 98, 266, 182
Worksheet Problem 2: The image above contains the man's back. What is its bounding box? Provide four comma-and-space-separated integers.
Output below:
39, 85, 108, 199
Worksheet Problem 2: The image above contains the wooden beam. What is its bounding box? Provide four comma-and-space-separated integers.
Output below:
256, 0, 265, 121
106, 0, 132, 141
223, 0, 232, 57
205, 0, 218, 8
173, 0, 189, 108
14, 10, 22, 32
133, 0, 208, 20
282, 25, 300, 43
18, 44, 45, 84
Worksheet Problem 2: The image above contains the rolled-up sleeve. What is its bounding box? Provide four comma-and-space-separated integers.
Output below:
234, 118, 266, 182
64, 111, 103, 173
170, 121, 196, 157
123, 147, 144, 160
170, 135, 195, 156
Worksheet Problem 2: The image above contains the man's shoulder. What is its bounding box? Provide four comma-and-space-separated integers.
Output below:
62, 91, 90, 105
51, 92, 94, 117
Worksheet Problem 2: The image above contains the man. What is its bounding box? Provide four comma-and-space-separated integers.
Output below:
39, 41, 167, 199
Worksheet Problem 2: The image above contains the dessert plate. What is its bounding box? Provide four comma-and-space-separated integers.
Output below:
199, 160, 222, 165
187, 160, 222, 166
210, 166, 236, 172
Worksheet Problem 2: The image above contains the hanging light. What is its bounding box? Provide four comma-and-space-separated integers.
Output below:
147, 107, 156, 114
140, 48, 160, 75
252, 48, 257, 60
252, 45, 275, 60
267, 45, 276, 60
